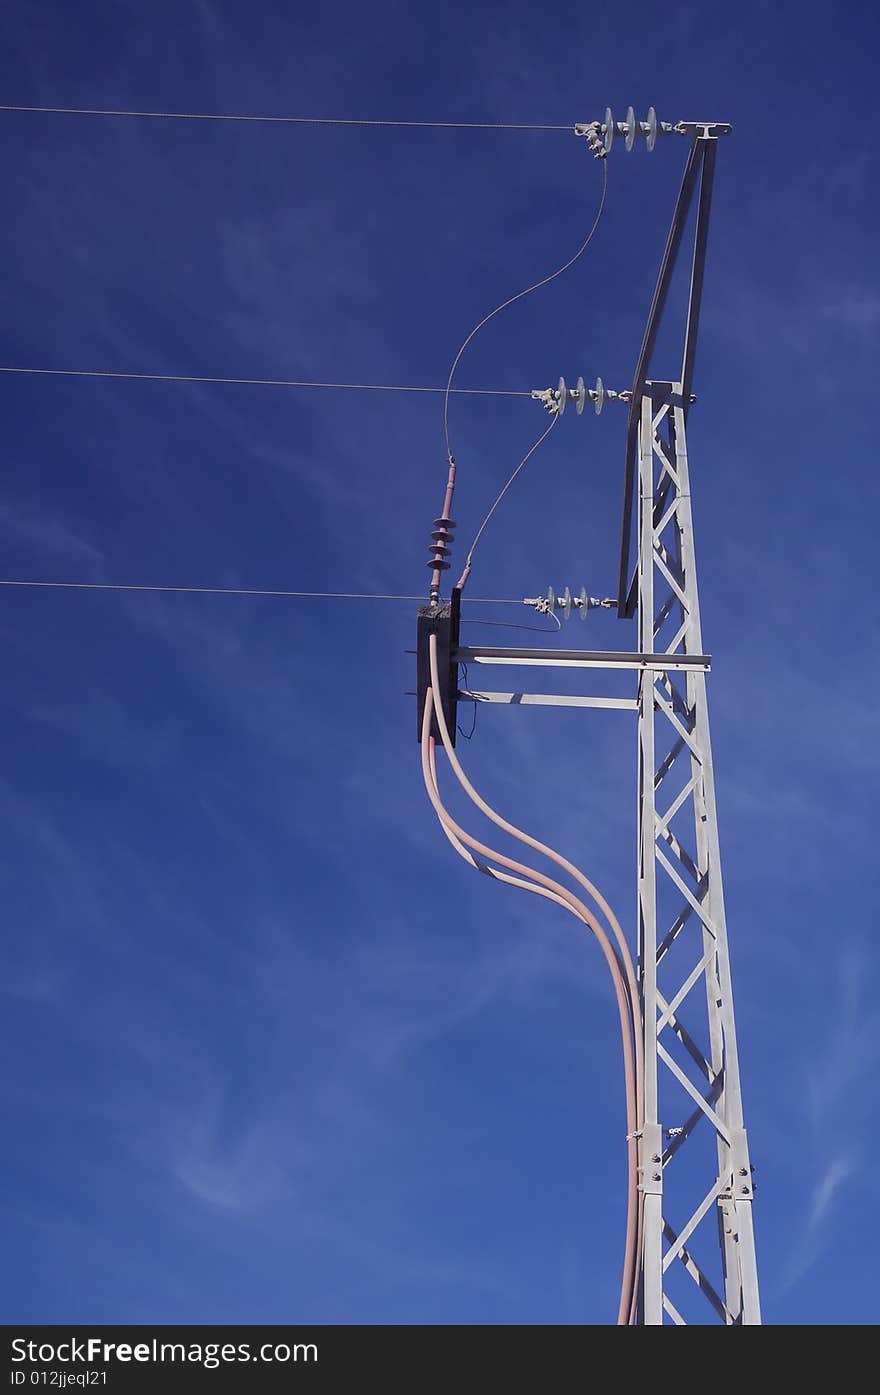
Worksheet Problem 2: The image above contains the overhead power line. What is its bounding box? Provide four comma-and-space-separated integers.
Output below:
0, 104, 571, 132
0, 366, 530, 397
0, 580, 524, 603
456, 414, 560, 591
428, 153, 608, 602
444, 156, 608, 465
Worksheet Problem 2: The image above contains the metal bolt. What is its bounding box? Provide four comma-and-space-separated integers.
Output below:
651, 1154, 661, 1163
740, 1185, 750, 1194
739, 1167, 748, 1176
652, 1172, 662, 1182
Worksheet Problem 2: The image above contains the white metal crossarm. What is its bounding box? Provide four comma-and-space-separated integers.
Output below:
455, 645, 710, 671
456, 689, 637, 711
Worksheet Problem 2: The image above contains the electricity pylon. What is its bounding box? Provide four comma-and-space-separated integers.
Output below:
622, 129, 760, 1324
421, 117, 760, 1323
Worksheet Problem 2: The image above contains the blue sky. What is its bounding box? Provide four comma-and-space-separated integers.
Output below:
0, 0, 877, 1325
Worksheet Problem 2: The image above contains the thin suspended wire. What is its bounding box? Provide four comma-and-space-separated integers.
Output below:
457, 413, 559, 586
0, 104, 571, 132
460, 614, 562, 633
0, 580, 525, 603
0, 366, 530, 397
456, 662, 477, 741
443, 156, 608, 467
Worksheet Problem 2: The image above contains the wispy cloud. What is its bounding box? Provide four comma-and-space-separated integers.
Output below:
778, 1150, 858, 1295
0, 499, 103, 568
807, 1154, 855, 1232
775, 943, 877, 1295
820, 289, 880, 334
805, 943, 880, 1131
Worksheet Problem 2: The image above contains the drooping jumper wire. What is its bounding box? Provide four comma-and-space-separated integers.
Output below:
428, 155, 608, 601
424, 634, 642, 1321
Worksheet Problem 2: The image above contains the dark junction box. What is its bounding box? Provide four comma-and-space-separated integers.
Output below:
416, 589, 460, 747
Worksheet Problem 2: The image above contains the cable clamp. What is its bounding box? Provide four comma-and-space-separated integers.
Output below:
523, 594, 554, 616
573, 120, 607, 159
530, 387, 560, 415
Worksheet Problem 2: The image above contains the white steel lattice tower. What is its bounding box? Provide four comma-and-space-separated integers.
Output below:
422, 122, 761, 1324
634, 384, 760, 1324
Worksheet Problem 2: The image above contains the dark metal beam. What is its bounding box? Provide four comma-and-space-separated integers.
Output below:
616, 140, 706, 618
680, 137, 718, 411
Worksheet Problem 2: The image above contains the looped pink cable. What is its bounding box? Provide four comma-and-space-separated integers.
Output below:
421, 687, 640, 1324
429, 634, 643, 1108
